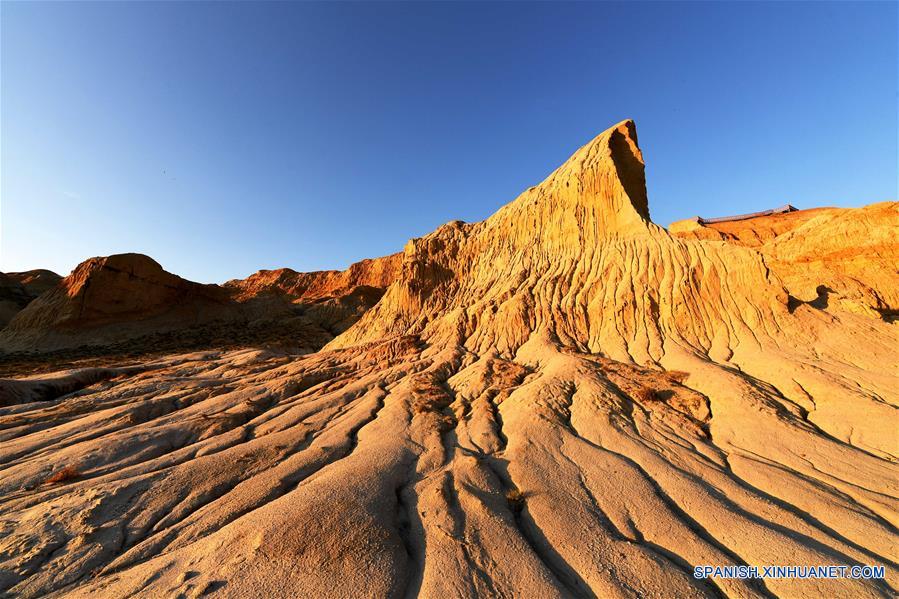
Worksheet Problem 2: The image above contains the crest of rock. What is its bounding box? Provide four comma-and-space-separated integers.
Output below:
0, 254, 236, 350
329, 119, 789, 362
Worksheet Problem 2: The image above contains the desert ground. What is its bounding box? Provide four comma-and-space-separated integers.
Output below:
0, 120, 896, 598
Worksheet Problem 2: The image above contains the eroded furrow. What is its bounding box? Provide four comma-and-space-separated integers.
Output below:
0, 330, 896, 599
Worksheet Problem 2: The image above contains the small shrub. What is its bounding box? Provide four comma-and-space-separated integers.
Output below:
46, 466, 81, 485
632, 386, 658, 403
665, 370, 690, 384
412, 400, 432, 415
435, 413, 456, 432
506, 488, 525, 513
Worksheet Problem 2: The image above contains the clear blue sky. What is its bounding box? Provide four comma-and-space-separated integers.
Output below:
2, 2, 896, 283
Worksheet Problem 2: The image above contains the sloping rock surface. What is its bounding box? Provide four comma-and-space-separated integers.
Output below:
0, 120, 895, 598
671, 203, 898, 318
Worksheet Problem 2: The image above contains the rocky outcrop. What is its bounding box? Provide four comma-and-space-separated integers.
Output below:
669, 206, 828, 244
0, 254, 240, 351
6, 269, 62, 297
225, 253, 401, 302
671, 203, 899, 318
225, 253, 403, 335
0, 275, 35, 330
0, 253, 402, 354
0, 270, 62, 329
328, 119, 792, 360
0, 120, 895, 599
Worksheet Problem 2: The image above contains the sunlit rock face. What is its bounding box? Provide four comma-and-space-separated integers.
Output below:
670, 202, 899, 318
0, 120, 896, 599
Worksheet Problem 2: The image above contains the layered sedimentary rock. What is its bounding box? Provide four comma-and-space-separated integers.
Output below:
0, 120, 896, 599
225, 253, 403, 336
0, 254, 239, 352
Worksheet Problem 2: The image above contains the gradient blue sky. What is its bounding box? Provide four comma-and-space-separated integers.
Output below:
2, 1, 896, 283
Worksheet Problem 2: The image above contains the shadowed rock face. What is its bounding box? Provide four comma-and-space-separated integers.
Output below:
0, 270, 62, 329
5, 270, 62, 297
0, 120, 896, 599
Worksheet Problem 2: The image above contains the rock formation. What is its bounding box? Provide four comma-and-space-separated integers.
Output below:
671, 203, 898, 318
5, 269, 62, 297
0, 269, 61, 328
224, 254, 401, 303
0, 120, 895, 598
0, 253, 401, 356
1, 254, 237, 347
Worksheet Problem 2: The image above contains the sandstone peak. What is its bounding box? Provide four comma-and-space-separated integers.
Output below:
490, 118, 653, 245
329, 119, 775, 354
560, 118, 649, 221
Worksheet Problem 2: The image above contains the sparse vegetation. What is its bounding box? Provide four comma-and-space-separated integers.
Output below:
411, 398, 457, 432
411, 400, 432, 415
506, 488, 525, 513
665, 370, 690, 384
435, 413, 456, 432
632, 386, 659, 403
410, 374, 453, 419
45, 466, 81, 485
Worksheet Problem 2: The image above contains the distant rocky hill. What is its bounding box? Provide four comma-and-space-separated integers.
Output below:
0, 252, 401, 358
224, 254, 401, 302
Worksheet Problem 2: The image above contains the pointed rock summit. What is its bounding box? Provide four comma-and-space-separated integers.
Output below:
479, 118, 654, 253
539, 118, 651, 228
494, 118, 653, 242
329, 119, 786, 358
